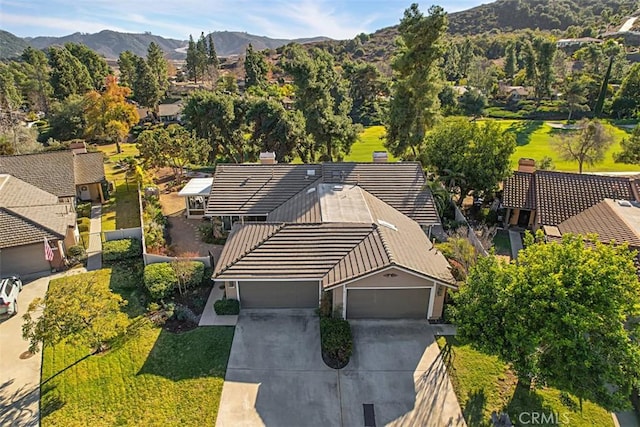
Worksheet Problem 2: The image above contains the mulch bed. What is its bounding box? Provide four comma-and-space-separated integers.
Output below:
162, 283, 212, 333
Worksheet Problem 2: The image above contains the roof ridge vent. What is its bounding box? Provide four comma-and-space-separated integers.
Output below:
618, 199, 632, 207
377, 219, 397, 231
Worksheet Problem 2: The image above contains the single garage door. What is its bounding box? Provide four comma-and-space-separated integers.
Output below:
347, 288, 431, 319
239, 280, 319, 308
1, 244, 51, 276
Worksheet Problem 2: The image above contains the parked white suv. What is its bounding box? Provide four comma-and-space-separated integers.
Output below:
0, 276, 22, 318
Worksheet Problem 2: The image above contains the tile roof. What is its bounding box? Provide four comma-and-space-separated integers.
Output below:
215, 187, 455, 287
557, 199, 640, 247
10, 205, 76, 237
503, 172, 535, 210
503, 170, 636, 226
0, 175, 59, 208
74, 152, 106, 185
206, 164, 323, 216
0, 150, 105, 197
536, 171, 634, 226
207, 162, 440, 226
0, 208, 63, 249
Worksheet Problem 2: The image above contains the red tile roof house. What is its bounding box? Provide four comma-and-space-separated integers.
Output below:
0, 150, 108, 206
502, 158, 640, 248
206, 162, 456, 320
0, 174, 78, 276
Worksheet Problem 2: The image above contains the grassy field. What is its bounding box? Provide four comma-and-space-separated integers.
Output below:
437, 336, 614, 427
345, 126, 396, 162
41, 266, 235, 426
95, 143, 141, 231
490, 119, 640, 173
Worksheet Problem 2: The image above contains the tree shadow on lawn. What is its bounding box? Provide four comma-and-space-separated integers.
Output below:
503, 381, 558, 426
464, 389, 490, 427
136, 326, 234, 381
108, 260, 147, 318
0, 378, 48, 425
506, 121, 544, 147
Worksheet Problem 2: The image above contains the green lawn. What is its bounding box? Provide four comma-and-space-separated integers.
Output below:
488, 119, 640, 173
41, 266, 235, 426
96, 143, 141, 231
345, 126, 396, 162
437, 336, 614, 427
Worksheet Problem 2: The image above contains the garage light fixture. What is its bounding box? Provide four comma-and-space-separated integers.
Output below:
383, 273, 398, 278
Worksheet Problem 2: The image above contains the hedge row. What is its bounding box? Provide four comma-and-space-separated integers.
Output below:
320, 317, 353, 369
214, 299, 239, 315
102, 238, 142, 262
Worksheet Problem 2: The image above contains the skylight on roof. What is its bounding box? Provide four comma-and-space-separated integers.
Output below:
377, 219, 398, 231
307, 169, 316, 176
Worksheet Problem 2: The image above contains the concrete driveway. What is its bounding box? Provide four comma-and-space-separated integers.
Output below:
0, 274, 50, 427
216, 312, 465, 427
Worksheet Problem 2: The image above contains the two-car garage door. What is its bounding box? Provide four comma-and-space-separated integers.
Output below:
239, 280, 319, 309
0, 244, 51, 277
346, 288, 431, 319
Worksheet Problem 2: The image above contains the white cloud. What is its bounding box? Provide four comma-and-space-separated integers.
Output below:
2, 13, 129, 36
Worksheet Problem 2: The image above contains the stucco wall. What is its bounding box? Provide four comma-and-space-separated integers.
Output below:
431, 285, 446, 320
63, 225, 78, 249
346, 268, 435, 288
332, 286, 343, 314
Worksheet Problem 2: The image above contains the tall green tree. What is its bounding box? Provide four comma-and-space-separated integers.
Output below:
533, 37, 556, 99
43, 95, 88, 141
504, 42, 517, 80
614, 125, 640, 165
282, 45, 358, 162
137, 124, 210, 183
244, 44, 269, 89
207, 33, 219, 83
47, 46, 93, 100
612, 63, 640, 118
146, 42, 169, 96
423, 117, 516, 204
343, 61, 389, 126
553, 118, 613, 173
246, 98, 309, 162
21, 46, 52, 113
385, 4, 447, 160
183, 90, 254, 163
185, 34, 198, 83
196, 32, 209, 83
133, 57, 161, 109
65, 43, 110, 90
117, 50, 138, 88
452, 232, 640, 409
564, 79, 589, 121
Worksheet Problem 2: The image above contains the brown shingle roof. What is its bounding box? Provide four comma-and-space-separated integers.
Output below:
0, 150, 105, 197
557, 199, 640, 247
503, 170, 636, 226
0, 208, 63, 249
207, 162, 440, 226
0, 175, 59, 207
74, 152, 106, 185
503, 171, 535, 210
267, 182, 322, 223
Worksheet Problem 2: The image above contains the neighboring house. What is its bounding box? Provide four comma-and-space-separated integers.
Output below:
209, 161, 454, 320
0, 150, 107, 205
137, 102, 183, 124
556, 37, 602, 49
503, 158, 640, 232
0, 174, 78, 276
497, 82, 531, 101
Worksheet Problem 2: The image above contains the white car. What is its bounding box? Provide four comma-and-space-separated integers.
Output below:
0, 276, 22, 318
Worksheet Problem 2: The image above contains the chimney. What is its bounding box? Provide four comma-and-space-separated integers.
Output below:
259, 152, 276, 165
373, 151, 388, 163
518, 158, 536, 173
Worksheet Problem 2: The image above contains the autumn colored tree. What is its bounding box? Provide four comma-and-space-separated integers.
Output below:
84, 75, 139, 152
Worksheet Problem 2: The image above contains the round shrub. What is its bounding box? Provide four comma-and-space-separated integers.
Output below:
103, 238, 143, 263
77, 217, 90, 233
143, 262, 178, 300
320, 317, 353, 369
173, 260, 206, 288
67, 245, 86, 258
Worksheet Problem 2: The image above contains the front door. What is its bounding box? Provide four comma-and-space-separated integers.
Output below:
517, 210, 531, 227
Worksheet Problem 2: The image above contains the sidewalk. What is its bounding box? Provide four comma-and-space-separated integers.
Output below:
509, 229, 524, 260
86, 204, 102, 271
198, 284, 237, 326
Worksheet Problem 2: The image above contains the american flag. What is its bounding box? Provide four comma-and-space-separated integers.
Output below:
44, 238, 54, 262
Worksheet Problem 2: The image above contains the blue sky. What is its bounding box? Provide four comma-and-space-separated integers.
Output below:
0, 0, 487, 40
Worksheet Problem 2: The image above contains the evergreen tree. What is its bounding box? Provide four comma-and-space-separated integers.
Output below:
117, 50, 139, 89
196, 32, 208, 83
207, 33, 219, 83
47, 46, 93, 100
185, 35, 198, 83
385, 4, 447, 160
244, 44, 269, 89
133, 58, 160, 109
21, 46, 52, 113
504, 42, 517, 80
65, 43, 110, 90
146, 42, 169, 96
